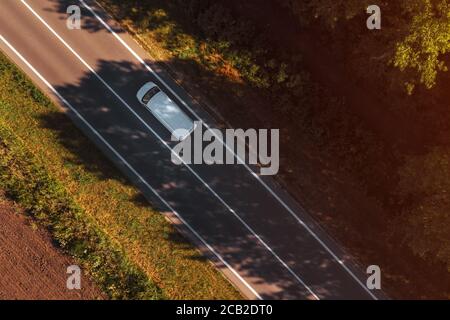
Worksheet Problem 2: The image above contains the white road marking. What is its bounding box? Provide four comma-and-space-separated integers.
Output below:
19, 0, 320, 299
81, 0, 378, 299
0, 33, 262, 300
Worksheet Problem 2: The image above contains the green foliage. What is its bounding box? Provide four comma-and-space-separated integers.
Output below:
278, 0, 371, 27
194, 3, 271, 88
393, 0, 450, 93
281, 0, 450, 91
118, 0, 306, 92
396, 148, 450, 271
276, 1, 450, 272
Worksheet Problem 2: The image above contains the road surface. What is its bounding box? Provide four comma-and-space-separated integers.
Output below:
0, 0, 384, 300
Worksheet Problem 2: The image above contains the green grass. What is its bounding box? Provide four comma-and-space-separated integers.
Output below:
0, 121, 161, 299
0, 51, 241, 299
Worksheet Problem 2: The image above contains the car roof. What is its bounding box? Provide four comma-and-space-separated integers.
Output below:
147, 92, 194, 135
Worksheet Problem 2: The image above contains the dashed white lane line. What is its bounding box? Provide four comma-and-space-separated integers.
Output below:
18, 0, 320, 299
0, 33, 262, 300
80, 0, 377, 299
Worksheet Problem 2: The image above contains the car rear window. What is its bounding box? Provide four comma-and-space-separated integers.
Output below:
142, 86, 160, 104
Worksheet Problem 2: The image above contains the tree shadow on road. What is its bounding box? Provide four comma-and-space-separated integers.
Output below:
33, 54, 379, 299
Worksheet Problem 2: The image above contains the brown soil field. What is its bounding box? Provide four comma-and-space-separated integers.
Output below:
0, 192, 105, 300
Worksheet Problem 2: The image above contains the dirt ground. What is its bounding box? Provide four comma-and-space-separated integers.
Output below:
0, 192, 105, 300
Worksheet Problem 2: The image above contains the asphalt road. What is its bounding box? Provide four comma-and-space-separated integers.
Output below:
0, 0, 384, 300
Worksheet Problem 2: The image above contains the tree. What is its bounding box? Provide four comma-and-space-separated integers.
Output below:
279, 0, 450, 92
393, 0, 450, 93
277, 0, 370, 27
396, 147, 450, 271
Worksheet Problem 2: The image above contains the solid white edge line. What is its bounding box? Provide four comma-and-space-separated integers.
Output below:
19, 0, 320, 300
0, 33, 262, 301
81, 0, 378, 300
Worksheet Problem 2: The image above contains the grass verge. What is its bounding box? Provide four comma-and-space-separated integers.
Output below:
0, 123, 159, 299
0, 50, 241, 299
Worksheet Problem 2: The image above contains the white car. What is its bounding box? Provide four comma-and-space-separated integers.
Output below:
136, 82, 196, 140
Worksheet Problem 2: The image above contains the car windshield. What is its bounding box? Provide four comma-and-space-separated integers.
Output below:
142, 86, 160, 104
